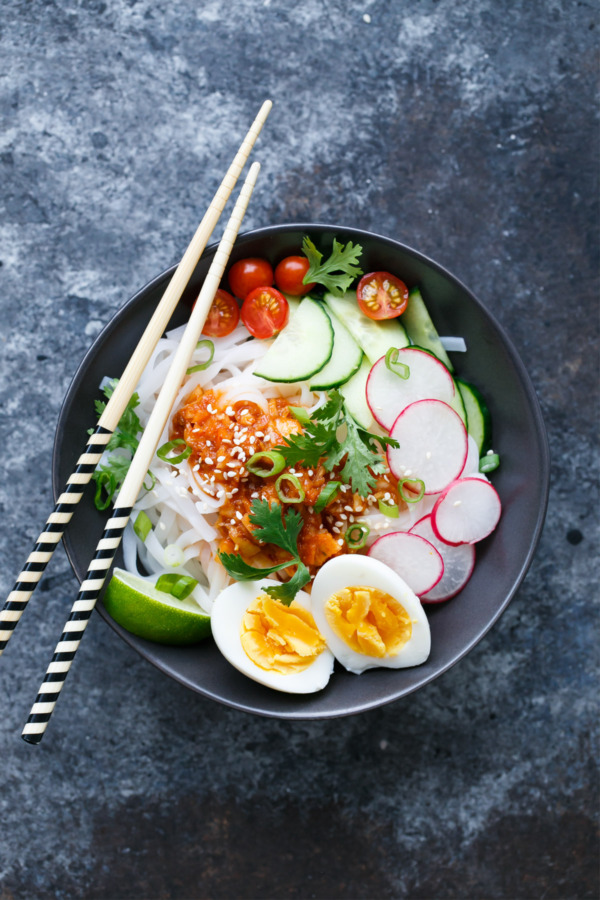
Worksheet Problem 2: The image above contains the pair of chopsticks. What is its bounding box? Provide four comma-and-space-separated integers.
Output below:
0, 99, 272, 744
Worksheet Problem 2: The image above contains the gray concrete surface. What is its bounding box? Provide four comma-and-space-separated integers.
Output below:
0, 1, 598, 898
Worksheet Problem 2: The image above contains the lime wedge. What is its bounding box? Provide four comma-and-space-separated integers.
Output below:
103, 568, 211, 646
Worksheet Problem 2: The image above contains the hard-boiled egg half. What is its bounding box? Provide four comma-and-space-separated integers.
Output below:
211, 579, 335, 693
311, 555, 431, 674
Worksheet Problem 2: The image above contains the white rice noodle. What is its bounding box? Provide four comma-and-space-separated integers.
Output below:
127, 327, 321, 614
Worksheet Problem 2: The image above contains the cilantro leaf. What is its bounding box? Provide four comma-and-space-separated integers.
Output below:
90, 380, 146, 510
217, 552, 287, 582
248, 499, 303, 559
302, 236, 363, 297
261, 563, 311, 605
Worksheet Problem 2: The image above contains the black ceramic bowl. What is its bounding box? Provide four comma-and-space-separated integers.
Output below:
53, 224, 549, 718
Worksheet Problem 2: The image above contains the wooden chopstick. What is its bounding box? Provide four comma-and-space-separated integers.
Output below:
0, 100, 271, 659
22, 161, 261, 745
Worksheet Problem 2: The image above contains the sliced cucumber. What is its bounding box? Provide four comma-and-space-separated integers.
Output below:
309, 309, 363, 390
254, 296, 333, 383
401, 287, 454, 372
324, 291, 409, 365
339, 357, 374, 430
456, 379, 492, 455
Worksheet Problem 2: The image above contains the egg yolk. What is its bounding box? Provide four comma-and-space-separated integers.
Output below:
325, 586, 412, 658
241, 594, 327, 674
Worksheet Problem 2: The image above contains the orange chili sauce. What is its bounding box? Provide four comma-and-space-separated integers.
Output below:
171, 387, 402, 580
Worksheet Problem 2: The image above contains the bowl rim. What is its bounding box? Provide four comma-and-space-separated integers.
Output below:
52, 222, 550, 718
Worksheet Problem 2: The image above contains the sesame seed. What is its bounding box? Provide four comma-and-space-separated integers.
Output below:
340, 485, 349, 493
226, 461, 240, 468
308, 470, 314, 477
255, 431, 264, 438
230, 519, 236, 525
340, 514, 348, 521
206, 404, 215, 414
205, 457, 213, 465
231, 488, 239, 494
206, 440, 212, 447
425, 452, 432, 460
453, 500, 462, 507
251, 492, 259, 498
217, 456, 225, 462
226, 406, 235, 416
333, 526, 341, 533
239, 409, 248, 416
344, 505, 353, 512
337, 538, 344, 546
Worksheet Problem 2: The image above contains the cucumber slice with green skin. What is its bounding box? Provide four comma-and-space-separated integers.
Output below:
401, 286, 454, 372
338, 357, 375, 430
309, 309, 364, 390
456, 379, 492, 455
324, 291, 409, 365
253, 296, 334, 383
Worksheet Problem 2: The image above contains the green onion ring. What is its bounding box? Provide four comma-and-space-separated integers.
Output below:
143, 470, 156, 492
398, 478, 425, 503
479, 453, 500, 473
344, 522, 370, 550
246, 451, 286, 477
275, 473, 305, 504
186, 339, 215, 375
155, 573, 198, 600
133, 510, 152, 542
385, 347, 410, 379
378, 499, 399, 518
156, 439, 192, 465
314, 481, 341, 513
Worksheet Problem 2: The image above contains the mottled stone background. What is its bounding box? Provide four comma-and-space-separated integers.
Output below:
0, 1, 598, 898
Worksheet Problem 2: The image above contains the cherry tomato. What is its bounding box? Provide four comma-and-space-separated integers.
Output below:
228, 257, 274, 299
356, 271, 409, 320
274, 256, 315, 296
241, 286, 289, 339
201, 289, 240, 337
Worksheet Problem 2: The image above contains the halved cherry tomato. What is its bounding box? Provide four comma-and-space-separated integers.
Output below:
356, 271, 409, 320
201, 289, 240, 337
274, 256, 315, 296
241, 286, 289, 339
228, 257, 274, 299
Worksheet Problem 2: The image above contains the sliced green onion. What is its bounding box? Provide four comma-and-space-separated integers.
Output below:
186, 339, 215, 375
378, 499, 399, 518
275, 473, 305, 504
246, 450, 286, 478
385, 347, 410, 379
314, 481, 341, 513
94, 472, 114, 510
289, 406, 312, 426
398, 478, 425, 503
164, 544, 185, 567
479, 453, 500, 473
133, 511, 152, 542
344, 522, 370, 550
155, 573, 198, 600
157, 439, 192, 465
143, 470, 156, 492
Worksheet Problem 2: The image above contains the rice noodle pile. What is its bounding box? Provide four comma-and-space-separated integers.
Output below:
121, 323, 326, 614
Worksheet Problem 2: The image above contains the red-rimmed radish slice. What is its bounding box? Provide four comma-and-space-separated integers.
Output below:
409, 515, 476, 603
368, 531, 444, 596
387, 399, 468, 494
366, 347, 456, 430
431, 477, 502, 545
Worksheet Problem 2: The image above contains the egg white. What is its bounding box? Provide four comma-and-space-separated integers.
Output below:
211, 579, 335, 693
311, 555, 431, 674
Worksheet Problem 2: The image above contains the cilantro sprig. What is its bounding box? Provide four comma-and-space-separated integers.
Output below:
218, 499, 311, 606
275, 391, 398, 498
302, 236, 363, 297
90, 379, 145, 510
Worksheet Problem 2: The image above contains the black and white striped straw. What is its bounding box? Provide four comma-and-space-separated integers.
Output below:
0, 100, 271, 660
22, 160, 261, 744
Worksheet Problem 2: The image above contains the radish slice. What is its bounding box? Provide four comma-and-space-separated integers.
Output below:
461, 434, 481, 477
387, 399, 468, 494
368, 531, 444, 596
366, 347, 456, 431
431, 477, 502, 545
410, 515, 476, 603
